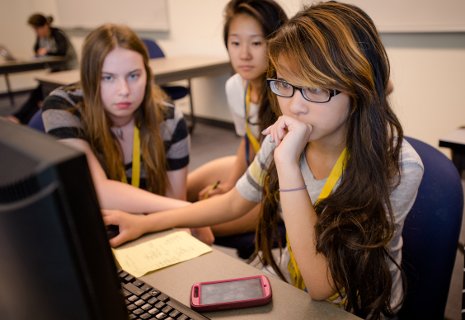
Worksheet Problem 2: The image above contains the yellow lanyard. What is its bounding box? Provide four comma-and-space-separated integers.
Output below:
244, 84, 261, 156
287, 148, 347, 290
120, 125, 141, 188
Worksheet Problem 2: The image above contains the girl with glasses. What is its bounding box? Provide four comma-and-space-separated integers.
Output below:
105, 2, 423, 318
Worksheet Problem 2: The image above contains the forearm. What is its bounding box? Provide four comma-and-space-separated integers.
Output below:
141, 189, 254, 233
61, 138, 188, 213
276, 161, 335, 300
97, 179, 189, 213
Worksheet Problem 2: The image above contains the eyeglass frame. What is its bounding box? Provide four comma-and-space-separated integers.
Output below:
266, 78, 341, 103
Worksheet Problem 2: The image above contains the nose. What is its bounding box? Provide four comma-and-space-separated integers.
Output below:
239, 44, 251, 60
117, 79, 129, 96
287, 89, 308, 115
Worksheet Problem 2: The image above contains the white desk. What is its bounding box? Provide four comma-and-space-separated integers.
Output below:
124, 230, 361, 320
0, 56, 65, 105
36, 56, 232, 131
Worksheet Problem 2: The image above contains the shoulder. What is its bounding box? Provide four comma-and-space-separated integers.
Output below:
42, 83, 84, 139
225, 73, 246, 115
51, 27, 67, 38
388, 138, 424, 222
159, 103, 188, 141
162, 102, 179, 120
43, 83, 83, 110
400, 138, 424, 176
225, 73, 244, 93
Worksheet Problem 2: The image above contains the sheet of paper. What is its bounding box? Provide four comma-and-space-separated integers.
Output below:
113, 231, 212, 277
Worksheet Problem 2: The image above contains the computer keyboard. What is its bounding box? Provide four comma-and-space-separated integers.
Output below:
118, 269, 210, 320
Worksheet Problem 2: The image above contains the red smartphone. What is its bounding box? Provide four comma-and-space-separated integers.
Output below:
190, 275, 272, 312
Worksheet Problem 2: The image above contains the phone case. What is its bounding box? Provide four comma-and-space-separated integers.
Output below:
190, 275, 272, 311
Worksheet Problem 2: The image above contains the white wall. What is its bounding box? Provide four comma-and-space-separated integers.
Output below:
1, 0, 464, 156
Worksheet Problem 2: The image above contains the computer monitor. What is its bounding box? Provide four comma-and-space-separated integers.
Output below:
0, 121, 127, 320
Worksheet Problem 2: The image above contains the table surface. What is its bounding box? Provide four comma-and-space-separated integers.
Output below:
123, 230, 360, 320
35, 55, 231, 86
0, 56, 66, 74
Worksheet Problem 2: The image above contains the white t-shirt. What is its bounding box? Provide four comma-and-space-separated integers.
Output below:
225, 73, 260, 139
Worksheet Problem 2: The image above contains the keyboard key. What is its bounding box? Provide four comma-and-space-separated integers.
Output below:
148, 308, 159, 315
155, 312, 167, 319
157, 293, 169, 302
118, 269, 209, 320
124, 282, 145, 296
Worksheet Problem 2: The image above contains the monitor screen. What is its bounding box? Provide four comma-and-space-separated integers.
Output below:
0, 120, 127, 320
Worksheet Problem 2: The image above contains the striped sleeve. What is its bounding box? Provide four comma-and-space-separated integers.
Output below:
160, 104, 190, 171
42, 84, 86, 140
236, 135, 275, 203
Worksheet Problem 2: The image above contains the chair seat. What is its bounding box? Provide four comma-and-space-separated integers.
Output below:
162, 85, 189, 101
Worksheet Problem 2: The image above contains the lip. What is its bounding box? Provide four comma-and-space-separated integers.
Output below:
237, 65, 254, 71
115, 102, 132, 110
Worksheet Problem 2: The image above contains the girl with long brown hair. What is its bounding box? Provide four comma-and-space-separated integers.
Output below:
104, 3, 423, 318
42, 23, 212, 243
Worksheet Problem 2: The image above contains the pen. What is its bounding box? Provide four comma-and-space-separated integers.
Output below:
212, 180, 221, 190
203, 180, 221, 200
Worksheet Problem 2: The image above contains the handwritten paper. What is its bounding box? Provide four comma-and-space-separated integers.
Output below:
113, 231, 212, 277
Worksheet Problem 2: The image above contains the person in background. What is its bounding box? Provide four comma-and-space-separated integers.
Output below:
187, 0, 288, 238
103, 2, 424, 318
41, 23, 212, 244
12, 13, 78, 124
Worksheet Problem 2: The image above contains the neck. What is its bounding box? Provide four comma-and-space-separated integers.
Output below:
110, 117, 135, 141
111, 115, 134, 128
248, 78, 263, 104
306, 134, 347, 180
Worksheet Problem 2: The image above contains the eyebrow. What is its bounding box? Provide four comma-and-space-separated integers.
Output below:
101, 68, 143, 75
228, 33, 264, 38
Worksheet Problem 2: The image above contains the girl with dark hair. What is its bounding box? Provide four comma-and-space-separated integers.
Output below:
104, 2, 423, 318
27, 13, 78, 71
187, 0, 288, 237
12, 13, 78, 124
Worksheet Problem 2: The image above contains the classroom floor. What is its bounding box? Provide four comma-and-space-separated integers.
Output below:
1, 91, 463, 319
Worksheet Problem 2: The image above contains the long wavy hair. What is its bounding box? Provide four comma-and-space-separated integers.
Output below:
255, 2, 404, 318
223, 0, 288, 134
80, 24, 169, 195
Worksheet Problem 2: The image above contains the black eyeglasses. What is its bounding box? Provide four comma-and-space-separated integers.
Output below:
267, 78, 340, 103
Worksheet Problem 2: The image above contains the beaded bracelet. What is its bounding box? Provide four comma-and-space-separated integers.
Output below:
279, 185, 307, 192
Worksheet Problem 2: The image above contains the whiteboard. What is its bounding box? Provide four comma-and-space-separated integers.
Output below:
55, 0, 169, 31
304, 0, 465, 32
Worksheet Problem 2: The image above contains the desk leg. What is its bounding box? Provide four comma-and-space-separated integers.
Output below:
187, 78, 195, 134
452, 151, 465, 179
4, 74, 15, 106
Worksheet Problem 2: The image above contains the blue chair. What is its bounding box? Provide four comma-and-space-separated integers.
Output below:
27, 109, 45, 132
398, 137, 463, 318
141, 38, 195, 132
